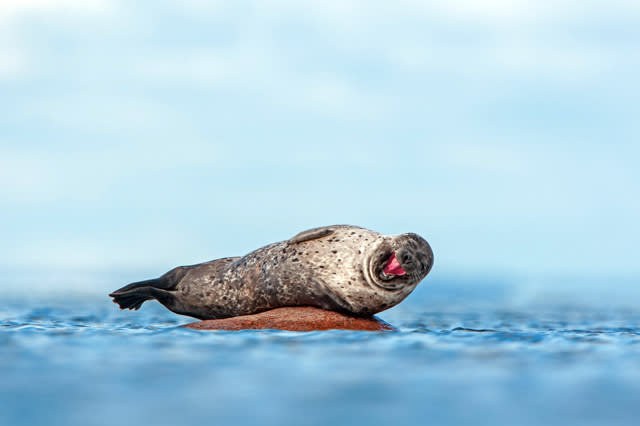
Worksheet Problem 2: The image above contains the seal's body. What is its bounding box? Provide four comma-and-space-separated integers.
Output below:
110, 225, 433, 320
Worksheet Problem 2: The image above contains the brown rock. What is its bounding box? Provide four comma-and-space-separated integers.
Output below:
183, 306, 395, 331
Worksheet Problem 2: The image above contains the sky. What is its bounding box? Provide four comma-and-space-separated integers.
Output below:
1, 1, 639, 302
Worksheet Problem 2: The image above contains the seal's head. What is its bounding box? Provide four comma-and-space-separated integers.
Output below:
365, 233, 434, 291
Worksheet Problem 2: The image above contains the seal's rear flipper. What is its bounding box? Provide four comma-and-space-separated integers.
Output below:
109, 266, 189, 310
109, 287, 154, 310
109, 281, 175, 311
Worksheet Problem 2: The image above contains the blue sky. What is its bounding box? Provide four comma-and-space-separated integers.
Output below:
1, 1, 639, 300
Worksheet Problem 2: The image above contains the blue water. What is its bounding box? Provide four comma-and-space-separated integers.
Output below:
2, 296, 640, 426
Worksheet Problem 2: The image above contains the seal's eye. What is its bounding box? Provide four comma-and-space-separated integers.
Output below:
382, 253, 406, 277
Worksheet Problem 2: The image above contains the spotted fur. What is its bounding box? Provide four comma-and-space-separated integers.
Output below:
110, 225, 433, 319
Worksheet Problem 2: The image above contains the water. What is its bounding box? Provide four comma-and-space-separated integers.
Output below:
2, 297, 640, 426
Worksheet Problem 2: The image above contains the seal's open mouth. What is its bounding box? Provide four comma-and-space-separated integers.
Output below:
383, 253, 406, 276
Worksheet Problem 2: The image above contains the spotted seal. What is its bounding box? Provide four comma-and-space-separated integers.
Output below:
109, 225, 434, 320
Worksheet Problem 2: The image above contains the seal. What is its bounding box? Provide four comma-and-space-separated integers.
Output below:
109, 225, 433, 320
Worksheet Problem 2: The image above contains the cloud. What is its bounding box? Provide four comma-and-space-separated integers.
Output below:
0, 0, 112, 19
0, 152, 61, 203
0, 0, 116, 81
23, 94, 188, 131
1, 0, 639, 283
267, 0, 640, 84
6, 233, 190, 270
0, 45, 26, 79
4, 0, 639, 105
132, 47, 383, 118
433, 143, 532, 176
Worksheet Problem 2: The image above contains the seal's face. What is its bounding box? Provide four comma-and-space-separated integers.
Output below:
366, 233, 433, 291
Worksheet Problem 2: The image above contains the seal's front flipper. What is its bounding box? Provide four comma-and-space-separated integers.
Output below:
288, 226, 335, 245
109, 266, 189, 311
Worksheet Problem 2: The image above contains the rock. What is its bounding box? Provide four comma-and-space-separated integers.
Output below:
183, 306, 395, 331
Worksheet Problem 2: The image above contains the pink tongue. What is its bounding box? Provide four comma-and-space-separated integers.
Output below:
383, 253, 406, 276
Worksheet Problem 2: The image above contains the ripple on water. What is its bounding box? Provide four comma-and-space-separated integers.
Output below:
1, 299, 640, 426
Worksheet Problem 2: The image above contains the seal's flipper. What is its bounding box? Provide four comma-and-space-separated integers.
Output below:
288, 226, 335, 245
109, 266, 189, 310
112, 266, 188, 294
109, 286, 153, 310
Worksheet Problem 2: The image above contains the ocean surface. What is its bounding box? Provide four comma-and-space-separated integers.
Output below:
2, 288, 640, 426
